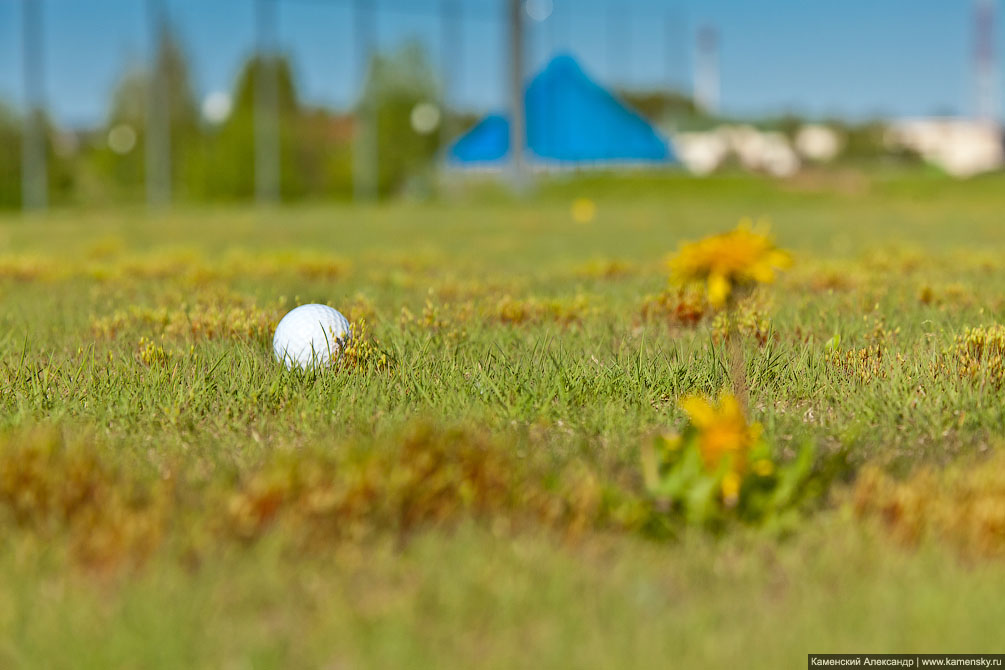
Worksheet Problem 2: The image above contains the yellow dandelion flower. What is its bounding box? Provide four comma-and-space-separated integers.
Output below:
679, 395, 717, 428
668, 221, 792, 307
571, 198, 597, 223
680, 392, 762, 472
752, 459, 774, 477
660, 432, 683, 450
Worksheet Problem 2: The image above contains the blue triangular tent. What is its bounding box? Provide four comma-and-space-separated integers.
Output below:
449, 54, 674, 166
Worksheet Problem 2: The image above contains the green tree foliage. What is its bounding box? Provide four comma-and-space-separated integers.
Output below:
0, 103, 20, 207
85, 25, 199, 202
186, 54, 356, 201
834, 120, 921, 165
190, 42, 442, 202
1, 38, 466, 206
89, 68, 147, 197
361, 42, 442, 197
618, 89, 698, 125
0, 105, 77, 209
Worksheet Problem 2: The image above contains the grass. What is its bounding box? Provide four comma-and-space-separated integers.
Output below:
1, 171, 1004, 666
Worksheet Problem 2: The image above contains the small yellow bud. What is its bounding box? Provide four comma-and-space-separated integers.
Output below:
721, 471, 741, 507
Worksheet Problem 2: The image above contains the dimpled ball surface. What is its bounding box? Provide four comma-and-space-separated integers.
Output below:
272, 304, 351, 370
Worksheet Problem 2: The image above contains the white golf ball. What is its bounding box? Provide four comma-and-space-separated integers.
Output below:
273, 304, 351, 370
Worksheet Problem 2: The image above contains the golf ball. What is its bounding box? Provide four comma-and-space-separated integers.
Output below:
273, 304, 351, 370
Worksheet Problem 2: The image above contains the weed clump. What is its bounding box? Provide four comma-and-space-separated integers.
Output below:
494, 294, 591, 326
639, 287, 706, 326
0, 430, 166, 571
335, 319, 392, 372
573, 258, 635, 280
0, 254, 62, 281
136, 337, 171, 367
92, 292, 280, 343
226, 424, 522, 543
712, 293, 774, 345
853, 453, 1005, 559
225, 423, 639, 546
951, 325, 1005, 389
825, 345, 894, 383
0, 425, 646, 573
642, 393, 823, 531
91, 289, 281, 343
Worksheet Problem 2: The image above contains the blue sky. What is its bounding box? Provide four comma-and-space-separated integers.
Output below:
0, 0, 992, 127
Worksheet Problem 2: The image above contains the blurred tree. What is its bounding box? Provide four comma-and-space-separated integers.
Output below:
618, 89, 698, 124
361, 42, 441, 198
230, 54, 300, 117
85, 25, 199, 202
155, 28, 199, 135
90, 67, 147, 198
833, 120, 921, 166
0, 103, 76, 209
187, 54, 348, 201
0, 103, 20, 207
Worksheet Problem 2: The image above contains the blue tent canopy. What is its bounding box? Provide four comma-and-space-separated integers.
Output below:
449, 54, 674, 166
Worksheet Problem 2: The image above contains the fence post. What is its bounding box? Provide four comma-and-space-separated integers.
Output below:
352, 0, 378, 201
439, 0, 460, 158
21, 0, 48, 211
146, 0, 172, 208
255, 0, 281, 204
508, 0, 526, 190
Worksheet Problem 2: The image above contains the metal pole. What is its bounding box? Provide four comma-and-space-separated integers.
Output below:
146, 0, 171, 208
255, 0, 280, 204
21, 0, 47, 211
606, 2, 618, 86
353, 0, 378, 201
439, 0, 460, 156
508, 0, 525, 189
695, 25, 719, 115
605, 3, 626, 159
663, 6, 688, 118
975, 0, 997, 122
664, 11, 676, 93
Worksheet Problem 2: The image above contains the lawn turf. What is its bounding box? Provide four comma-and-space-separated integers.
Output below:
1, 171, 1004, 666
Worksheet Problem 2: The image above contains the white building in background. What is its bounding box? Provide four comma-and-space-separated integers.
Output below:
673, 124, 807, 178
885, 119, 1004, 178
673, 132, 730, 176
717, 126, 800, 177
795, 124, 843, 162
